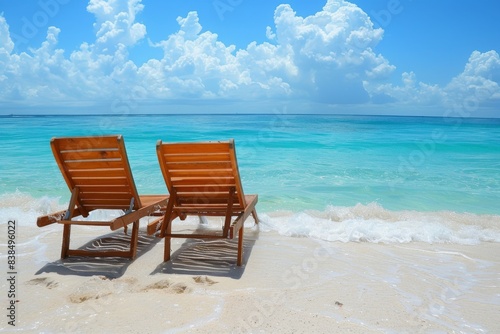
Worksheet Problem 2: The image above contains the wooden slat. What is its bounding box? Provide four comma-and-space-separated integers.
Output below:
64, 160, 125, 170
84, 205, 131, 211
60, 150, 121, 161
75, 185, 134, 193
173, 211, 244, 217
175, 202, 230, 209
78, 193, 134, 201
66, 249, 133, 258
174, 185, 235, 193
173, 208, 244, 215
176, 199, 244, 207
168, 170, 233, 178
161, 142, 232, 155
80, 198, 132, 205
68, 169, 127, 178
53, 136, 122, 151
138, 195, 169, 208
176, 192, 239, 199
78, 201, 132, 209
164, 153, 230, 163
72, 177, 129, 186
59, 219, 112, 226
170, 177, 235, 185
165, 162, 232, 170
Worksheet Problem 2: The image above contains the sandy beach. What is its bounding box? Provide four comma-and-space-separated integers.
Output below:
3, 217, 499, 333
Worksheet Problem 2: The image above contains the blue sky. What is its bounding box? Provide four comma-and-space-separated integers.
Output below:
0, 0, 499, 116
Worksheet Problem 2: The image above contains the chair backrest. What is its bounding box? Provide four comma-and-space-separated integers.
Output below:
51, 135, 141, 216
156, 139, 247, 213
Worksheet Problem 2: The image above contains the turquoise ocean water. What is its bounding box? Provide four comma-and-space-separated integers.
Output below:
1, 114, 500, 244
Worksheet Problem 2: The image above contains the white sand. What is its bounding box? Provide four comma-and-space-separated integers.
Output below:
3, 220, 500, 333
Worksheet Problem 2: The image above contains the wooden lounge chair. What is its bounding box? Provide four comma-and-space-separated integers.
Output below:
36, 135, 168, 259
148, 139, 258, 266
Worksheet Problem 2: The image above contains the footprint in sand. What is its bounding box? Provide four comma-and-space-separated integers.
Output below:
170, 283, 191, 294
26, 277, 59, 289
111, 277, 139, 293
69, 291, 112, 304
68, 277, 113, 304
192, 275, 218, 286
142, 279, 191, 294
143, 279, 171, 291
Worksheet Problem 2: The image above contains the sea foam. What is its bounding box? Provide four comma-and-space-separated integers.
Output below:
259, 202, 500, 245
2, 192, 499, 245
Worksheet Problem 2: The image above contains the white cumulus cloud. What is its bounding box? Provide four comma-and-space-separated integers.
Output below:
445, 50, 500, 103
268, 0, 393, 103
87, 0, 146, 49
364, 50, 500, 115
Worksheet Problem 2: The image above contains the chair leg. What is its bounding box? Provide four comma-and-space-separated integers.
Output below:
61, 224, 71, 259
237, 224, 244, 266
129, 221, 139, 259
251, 209, 259, 224
223, 187, 235, 238
163, 219, 172, 262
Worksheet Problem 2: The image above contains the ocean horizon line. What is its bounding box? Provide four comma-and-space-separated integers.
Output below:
1, 113, 500, 121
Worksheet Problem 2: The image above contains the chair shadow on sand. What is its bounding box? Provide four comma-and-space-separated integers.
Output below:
36, 228, 161, 279
36, 224, 259, 279
151, 224, 259, 280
